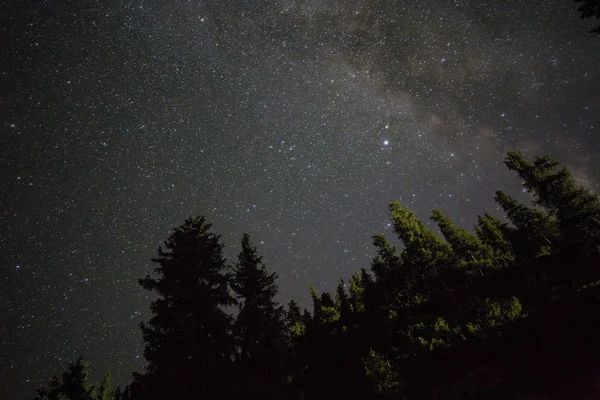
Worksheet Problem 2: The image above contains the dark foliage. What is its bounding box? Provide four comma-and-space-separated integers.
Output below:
575, 0, 600, 33
34, 357, 116, 400
129, 217, 236, 400
229, 233, 288, 399
37, 153, 600, 399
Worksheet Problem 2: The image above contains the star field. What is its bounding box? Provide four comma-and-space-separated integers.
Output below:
1, 1, 599, 398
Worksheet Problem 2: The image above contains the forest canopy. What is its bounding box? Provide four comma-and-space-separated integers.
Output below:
34, 151, 600, 400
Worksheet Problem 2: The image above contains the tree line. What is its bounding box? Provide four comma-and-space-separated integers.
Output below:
34, 151, 600, 399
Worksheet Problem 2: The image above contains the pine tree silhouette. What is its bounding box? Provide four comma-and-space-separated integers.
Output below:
130, 217, 235, 400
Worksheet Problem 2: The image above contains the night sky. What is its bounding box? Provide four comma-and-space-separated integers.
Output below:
1, 1, 598, 398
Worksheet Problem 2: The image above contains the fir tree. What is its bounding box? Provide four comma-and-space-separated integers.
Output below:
131, 216, 235, 400
371, 234, 415, 312
348, 271, 366, 314
495, 190, 560, 260
430, 209, 495, 274
230, 233, 287, 399
286, 300, 304, 337
504, 151, 600, 256
335, 280, 352, 331
59, 358, 93, 400
34, 357, 109, 400
308, 283, 323, 325
93, 372, 113, 400
389, 201, 462, 312
389, 202, 453, 279
112, 387, 122, 400
474, 213, 515, 266
574, 0, 600, 33
371, 234, 402, 284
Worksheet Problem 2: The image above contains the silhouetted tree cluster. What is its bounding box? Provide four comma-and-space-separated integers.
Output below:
33, 357, 118, 400
36, 152, 600, 399
575, 0, 600, 33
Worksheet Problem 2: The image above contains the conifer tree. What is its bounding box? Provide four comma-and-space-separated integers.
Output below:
371, 234, 415, 311
286, 300, 304, 337
495, 191, 560, 260
335, 280, 352, 330
131, 216, 235, 400
34, 357, 109, 400
32, 151, 600, 400
389, 202, 453, 275
113, 387, 122, 400
474, 213, 515, 266
430, 209, 495, 274
575, 0, 600, 33
389, 201, 457, 305
93, 372, 113, 400
230, 233, 287, 399
371, 234, 402, 283
359, 268, 378, 313
308, 283, 323, 325
504, 151, 600, 256
348, 271, 366, 314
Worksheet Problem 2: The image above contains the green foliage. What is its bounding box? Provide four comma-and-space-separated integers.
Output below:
364, 350, 405, 400
466, 297, 525, 337
335, 280, 353, 329
36, 151, 600, 400
348, 271, 366, 313
93, 372, 113, 400
371, 234, 414, 309
504, 151, 600, 256
389, 202, 453, 271
431, 209, 496, 274
474, 213, 515, 266
34, 357, 112, 400
286, 300, 305, 337
405, 317, 463, 352
495, 190, 560, 260
371, 234, 403, 283
319, 292, 339, 324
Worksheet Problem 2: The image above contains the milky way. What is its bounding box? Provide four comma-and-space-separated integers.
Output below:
1, 1, 598, 398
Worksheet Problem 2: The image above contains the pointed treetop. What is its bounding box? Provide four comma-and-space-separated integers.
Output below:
389, 201, 452, 268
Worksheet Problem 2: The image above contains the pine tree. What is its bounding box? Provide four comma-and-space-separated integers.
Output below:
371, 234, 402, 284
348, 271, 366, 314
495, 190, 560, 260
504, 151, 600, 256
474, 213, 515, 266
371, 234, 415, 313
60, 358, 93, 400
34, 357, 107, 400
131, 216, 235, 400
389, 202, 456, 303
335, 280, 352, 331
430, 209, 495, 274
315, 291, 339, 328
574, 0, 600, 34
93, 372, 113, 400
113, 386, 122, 400
286, 300, 304, 337
308, 282, 320, 318
230, 233, 287, 399
359, 268, 378, 313
389, 202, 453, 276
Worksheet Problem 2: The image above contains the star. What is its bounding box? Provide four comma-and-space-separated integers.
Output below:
1, 1, 598, 398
